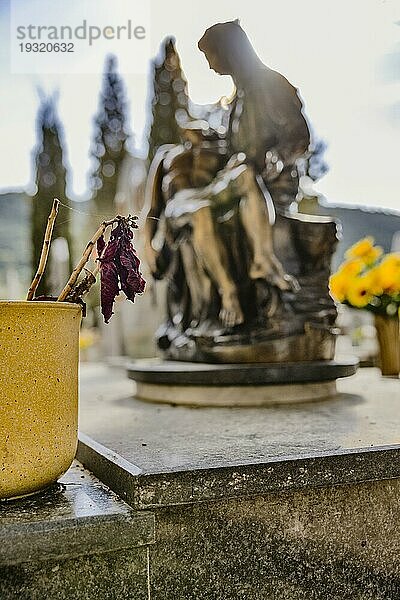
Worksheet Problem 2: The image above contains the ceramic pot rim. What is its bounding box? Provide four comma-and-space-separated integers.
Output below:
0, 300, 82, 312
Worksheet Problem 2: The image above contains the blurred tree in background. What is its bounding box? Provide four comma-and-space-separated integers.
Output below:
30, 93, 72, 296
147, 37, 189, 163
90, 55, 130, 218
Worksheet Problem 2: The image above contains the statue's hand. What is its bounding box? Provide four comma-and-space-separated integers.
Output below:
269, 258, 300, 293
263, 148, 284, 182
278, 273, 300, 293
226, 152, 247, 169
145, 242, 172, 280
250, 255, 300, 293
144, 242, 159, 276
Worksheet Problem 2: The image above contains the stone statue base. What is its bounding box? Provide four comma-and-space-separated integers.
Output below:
153, 212, 341, 365
159, 325, 337, 364
127, 358, 358, 407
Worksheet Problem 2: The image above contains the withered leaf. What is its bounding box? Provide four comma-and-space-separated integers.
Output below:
98, 217, 145, 323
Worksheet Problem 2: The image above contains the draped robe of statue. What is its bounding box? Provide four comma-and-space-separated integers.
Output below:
144, 21, 338, 363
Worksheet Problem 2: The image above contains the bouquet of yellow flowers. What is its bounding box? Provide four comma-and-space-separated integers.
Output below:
329, 237, 400, 317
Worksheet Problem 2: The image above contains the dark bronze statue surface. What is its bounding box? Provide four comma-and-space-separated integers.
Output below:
144, 21, 338, 363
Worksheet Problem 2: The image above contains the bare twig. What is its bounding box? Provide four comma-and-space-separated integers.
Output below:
57, 217, 118, 302
26, 198, 60, 300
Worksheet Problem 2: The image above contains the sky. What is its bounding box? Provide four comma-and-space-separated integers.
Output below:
0, 0, 399, 209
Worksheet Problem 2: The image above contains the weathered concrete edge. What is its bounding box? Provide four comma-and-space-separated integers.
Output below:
77, 434, 400, 510
0, 511, 155, 567
0, 458, 155, 567
78, 434, 142, 506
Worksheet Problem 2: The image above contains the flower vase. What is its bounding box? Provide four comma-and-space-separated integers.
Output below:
374, 314, 400, 377
0, 301, 81, 499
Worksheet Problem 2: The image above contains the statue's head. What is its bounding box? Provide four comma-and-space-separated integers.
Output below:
198, 20, 261, 77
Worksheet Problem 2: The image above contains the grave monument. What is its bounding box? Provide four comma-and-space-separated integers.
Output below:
129, 21, 357, 403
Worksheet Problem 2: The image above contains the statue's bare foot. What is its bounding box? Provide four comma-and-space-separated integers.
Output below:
219, 291, 244, 328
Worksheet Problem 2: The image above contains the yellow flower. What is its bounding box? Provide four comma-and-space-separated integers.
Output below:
364, 266, 384, 296
339, 259, 364, 276
329, 272, 347, 302
346, 273, 374, 308
329, 259, 364, 302
346, 237, 374, 258
345, 237, 382, 265
374, 253, 400, 293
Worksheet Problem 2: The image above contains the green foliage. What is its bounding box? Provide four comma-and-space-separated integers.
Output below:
30, 95, 72, 296
147, 37, 189, 163
90, 55, 129, 217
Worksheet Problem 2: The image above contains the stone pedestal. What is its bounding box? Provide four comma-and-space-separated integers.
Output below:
3, 366, 400, 599
127, 358, 358, 406
75, 365, 400, 599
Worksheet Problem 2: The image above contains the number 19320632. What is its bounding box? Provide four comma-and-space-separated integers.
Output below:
19, 42, 74, 52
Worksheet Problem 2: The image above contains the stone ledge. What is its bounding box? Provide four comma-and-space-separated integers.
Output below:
0, 461, 155, 566
78, 365, 400, 509
77, 435, 400, 509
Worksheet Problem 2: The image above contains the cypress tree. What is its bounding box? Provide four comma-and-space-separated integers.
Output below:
90, 54, 130, 217
31, 94, 72, 296
147, 37, 189, 163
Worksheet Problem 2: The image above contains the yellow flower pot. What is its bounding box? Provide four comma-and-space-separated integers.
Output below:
0, 301, 81, 499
